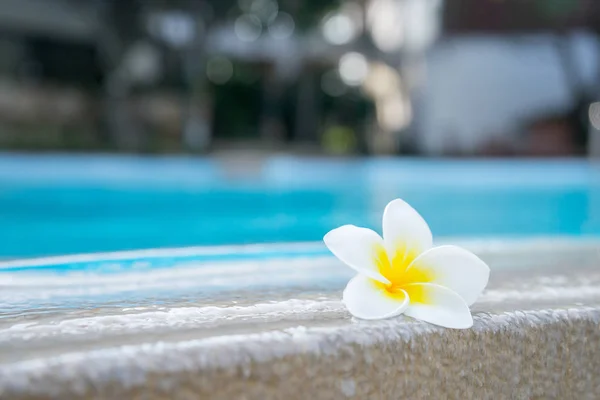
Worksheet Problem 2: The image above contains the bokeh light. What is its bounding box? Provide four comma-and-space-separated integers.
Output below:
362, 62, 401, 99
322, 13, 357, 45
367, 0, 404, 52
338, 52, 369, 86
268, 12, 295, 39
206, 57, 234, 85
234, 14, 263, 42
322, 126, 357, 154
377, 95, 411, 131
321, 70, 348, 97
153, 11, 196, 48
251, 0, 279, 22
589, 102, 600, 130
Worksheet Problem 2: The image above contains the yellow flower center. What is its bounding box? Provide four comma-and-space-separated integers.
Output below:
373, 243, 434, 304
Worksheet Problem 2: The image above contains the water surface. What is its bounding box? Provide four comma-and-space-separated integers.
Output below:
1, 154, 599, 258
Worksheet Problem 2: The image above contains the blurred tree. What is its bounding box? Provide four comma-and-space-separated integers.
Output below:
96, 0, 343, 152
0, 0, 348, 152
277, 0, 341, 31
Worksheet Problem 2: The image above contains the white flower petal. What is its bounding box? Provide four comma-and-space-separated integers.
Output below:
343, 274, 409, 320
323, 225, 390, 283
382, 199, 433, 257
403, 283, 473, 329
405, 245, 490, 306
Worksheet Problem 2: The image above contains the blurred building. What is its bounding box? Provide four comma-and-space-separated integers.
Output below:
417, 32, 600, 156
418, 0, 600, 157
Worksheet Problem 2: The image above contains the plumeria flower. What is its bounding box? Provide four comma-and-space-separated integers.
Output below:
324, 199, 489, 329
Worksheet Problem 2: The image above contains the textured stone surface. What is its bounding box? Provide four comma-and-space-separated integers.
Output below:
2, 308, 600, 399
1, 239, 599, 399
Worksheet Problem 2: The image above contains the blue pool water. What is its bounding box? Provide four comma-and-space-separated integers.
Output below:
1, 154, 599, 259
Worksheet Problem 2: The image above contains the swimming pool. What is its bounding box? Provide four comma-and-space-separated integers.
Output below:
1, 154, 599, 258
